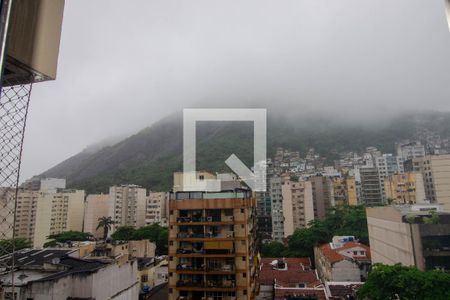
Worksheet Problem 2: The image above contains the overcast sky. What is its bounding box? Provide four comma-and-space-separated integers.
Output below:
21, 0, 450, 181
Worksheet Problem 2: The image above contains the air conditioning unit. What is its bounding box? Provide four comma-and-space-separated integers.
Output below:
4, 0, 65, 85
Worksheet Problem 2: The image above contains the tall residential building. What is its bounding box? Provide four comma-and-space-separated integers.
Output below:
146, 192, 169, 227
411, 154, 450, 210
33, 190, 85, 248
270, 176, 284, 241
109, 185, 147, 230
14, 190, 40, 241
384, 173, 426, 204
168, 189, 257, 300
281, 177, 314, 237
367, 205, 450, 271
83, 194, 111, 238
255, 191, 272, 243
0, 188, 16, 240
396, 141, 426, 162
360, 167, 383, 206
332, 177, 358, 206
375, 154, 404, 202
309, 175, 334, 220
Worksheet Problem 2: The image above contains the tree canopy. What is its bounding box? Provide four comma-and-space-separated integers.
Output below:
111, 224, 168, 255
357, 264, 450, 300
44, 231, 93, 248
0, 238, 32, 256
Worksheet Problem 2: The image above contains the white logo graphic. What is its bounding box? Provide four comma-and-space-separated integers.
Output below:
183, 108, 266, 192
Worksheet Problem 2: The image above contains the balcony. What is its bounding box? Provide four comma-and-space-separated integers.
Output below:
175, 263, 235, 273
175, 280, 237, 291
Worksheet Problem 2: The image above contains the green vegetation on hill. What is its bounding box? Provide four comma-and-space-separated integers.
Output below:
40, 111, 450, 193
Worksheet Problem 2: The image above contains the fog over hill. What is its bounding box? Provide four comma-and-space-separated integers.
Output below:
38, 109, 450, 193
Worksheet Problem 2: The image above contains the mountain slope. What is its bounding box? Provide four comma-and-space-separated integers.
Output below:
40, 111, 450, 193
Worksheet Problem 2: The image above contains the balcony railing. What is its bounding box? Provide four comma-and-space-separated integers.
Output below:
176, 280, 236, 289
171, 190, 252, 200
176, 264, 235, 273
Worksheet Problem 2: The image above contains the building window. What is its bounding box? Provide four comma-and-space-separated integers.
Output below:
141, 275, 148, 282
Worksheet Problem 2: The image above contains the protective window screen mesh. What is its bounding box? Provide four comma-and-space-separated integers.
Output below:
0, 81, 32, 292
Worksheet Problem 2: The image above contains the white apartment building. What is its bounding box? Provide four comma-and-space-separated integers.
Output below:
84, 194, 111, 238
40, 178, 66, 192
109, 185, 146, 230
396, 141, 425, 162
145, 192, 169, 227
375, 154, 404, 203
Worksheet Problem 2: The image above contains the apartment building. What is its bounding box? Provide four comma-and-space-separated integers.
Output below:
33, 190, 85, 248
366, 205, 450, 271
333, 177, 358, 206
375, 154, 404, 202
168, 190, 257, 300
384, 173, 426, 204
83, 194, 111, 238
281, 177, 314, 237
309, 175, 334, 220
0, 188, 16, 240
255, 191, 272, 243
270, 176, 284, 241
14, 190, 40, 241
146, 192, 169, 227
360, 167, 383, 206
410, 154, 450, 210
21, 177, 66, 192
396, 141, 425, 162
109, 185, 146, 230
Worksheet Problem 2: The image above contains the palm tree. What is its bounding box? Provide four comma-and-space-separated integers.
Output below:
96, 216, 114, 240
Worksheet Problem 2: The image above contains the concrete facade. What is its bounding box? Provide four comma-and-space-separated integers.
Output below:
146, 192, 169, 227
366, 205, 450, 271
83, 193, 111, 238
309, 175, 334, 220
33, 190, 85, 248
109, 185, 147, 230
281, 177, 314, 237
412, 154, 450, 210
384, 172, 426, 204
168, 190, 257, 300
